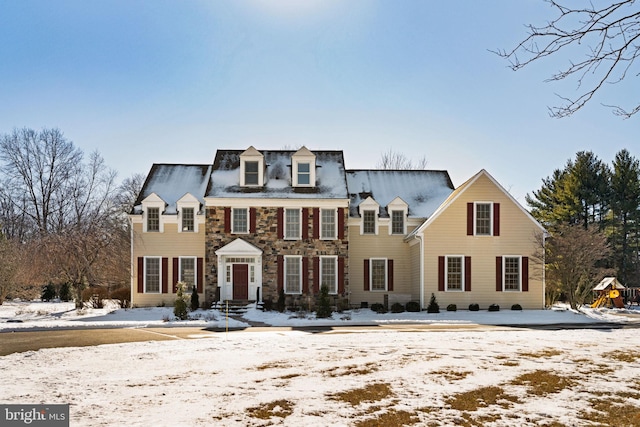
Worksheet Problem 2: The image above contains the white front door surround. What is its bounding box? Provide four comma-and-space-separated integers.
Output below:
215, 238, 263, 301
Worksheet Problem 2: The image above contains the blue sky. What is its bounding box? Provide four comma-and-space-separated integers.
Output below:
0, 0, 637, 204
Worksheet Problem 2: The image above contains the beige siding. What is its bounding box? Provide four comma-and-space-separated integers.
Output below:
131, 220, 206, 307
423, 173, 544, 309
349, 222, 418, 306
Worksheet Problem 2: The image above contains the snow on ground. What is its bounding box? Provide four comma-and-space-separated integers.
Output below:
2, 301, 640, 426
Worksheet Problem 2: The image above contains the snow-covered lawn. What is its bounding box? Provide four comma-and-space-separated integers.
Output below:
2, 301, 640, 426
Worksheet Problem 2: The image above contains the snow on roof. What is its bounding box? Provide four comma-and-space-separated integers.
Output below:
207, 150, 349, 199
345, 170, 454, 218
133, 164, 212, 214
594, 277, 626, 291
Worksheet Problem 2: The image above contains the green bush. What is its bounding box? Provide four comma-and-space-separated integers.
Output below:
173, 282, 188, 320
469, 303, 480, 311
190, 285, 200, 312
41, 283, 56, 301
427, 293, 440, 313
59, 283, 72, 301
446, 304, 457, 312
390, 302, 405, 313
316, 285, 332, 318
405, 301, 420, 312
370, 303, 387, 314
488, 304, 500, 312
276, 288, 286, 313
511, 304, 523, 311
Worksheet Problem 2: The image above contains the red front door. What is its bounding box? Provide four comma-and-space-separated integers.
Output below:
233, 264, 249, 300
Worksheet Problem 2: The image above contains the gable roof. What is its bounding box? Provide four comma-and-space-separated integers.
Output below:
207, 149, 348, 199
132, 164, 212, 214
407, 169, 545, 238
345, 170, 454, 218
594, 277, 626, 291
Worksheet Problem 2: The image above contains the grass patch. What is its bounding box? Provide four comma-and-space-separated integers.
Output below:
355, 409, 421, 426
330, 383, 394, 406
603, 350, 640, 363
446, 386, 519, 411
519, 349, 563, 358
510, 370, 576, 396
254, 361, 291, 371
431, 369, 472, 381
579, 397, 640, 426
322, 362, 379, 377
246, 399, 294, 419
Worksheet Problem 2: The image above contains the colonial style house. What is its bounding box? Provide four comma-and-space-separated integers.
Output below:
130, 146, 546, 310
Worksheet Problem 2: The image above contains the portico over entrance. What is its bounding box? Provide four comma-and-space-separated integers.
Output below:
215, 238, 263, 302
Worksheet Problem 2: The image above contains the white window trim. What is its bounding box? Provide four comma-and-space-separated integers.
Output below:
178, 206, 198, 233
502, 255, 522, 292
232, 207, 249, 234
179, 256, 197, 292
320, 256, 338, 294
141, 194, 166, 233
361, 210, 378, 235
284, 255, 302, 295
474, 201, 494, 236
144, 256, 162, 294
369, 258, 387, 292
445, 255, 465, 292
320, 208, 337, 240
389, 209, 407, 235
239, 147, 265, 187
284, 208, 302, 240
293, 160, 314, 187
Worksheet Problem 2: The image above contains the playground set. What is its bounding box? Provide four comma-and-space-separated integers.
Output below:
591, 277, 626, 308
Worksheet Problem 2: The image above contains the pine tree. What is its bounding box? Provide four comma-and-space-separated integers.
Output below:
190, 285, 199, 311
316, 285, 332, 318
427, 293, 439, 313
173, 282, 188, 320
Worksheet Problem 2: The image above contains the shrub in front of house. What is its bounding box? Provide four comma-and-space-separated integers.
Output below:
488, 304, 500, 312
173, 282, 189, 320
405, 301, 420, 312
316, 285, 332, 318
41, 283, 56, 301
370, 303, 387, 314
469, 303, 480, 311
110, 287, 131, 308
511, 304, 523, 311
446, 304, 457, 312
81, 286, 108, 308
427, 293, 440, 313
190, 286, 199, 312
276, 288, 286, 313
390, 302, 404, 313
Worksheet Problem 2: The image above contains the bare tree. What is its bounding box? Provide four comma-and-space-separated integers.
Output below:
116, 173, 146, 215
546, 224, 614, 309
376, 149, 428, 170
494, 1, 640, 118
0, 234, 19, 304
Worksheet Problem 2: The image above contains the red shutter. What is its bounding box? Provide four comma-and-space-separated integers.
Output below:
302, 208, 309, 239
173, 258, 179, 293
338, 257, 345, 294
387, 259, 394, 291
197, 257, 203, 293
464, 256, 471, 292
338, 208, 345, 239
313, 208, 320, 239
522, 257, 529, 292
137, 257, 144, 293
364, 259, 370, 291
162, 257, 169, 293
493, 203, 500, 236
224, 208, 231, 233
250, 208, 256, 233
277, 255, 283, 291
496, 256, 503, 292
277, 208, 284, 239
438, 256, 445, 291
313, 257, 320, 294
302, 257, 309, 293
467, 203, 474, 236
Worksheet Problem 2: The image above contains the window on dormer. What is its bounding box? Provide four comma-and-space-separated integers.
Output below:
245, 161, 259, 185
363, 210, 376, 234
391, 210, 404, 234
147, 208, 160, 232
182, 208, 194, 232
297, 162, 310, 185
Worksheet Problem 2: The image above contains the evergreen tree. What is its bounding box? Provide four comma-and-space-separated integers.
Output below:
173, 282, 188, 320
426, 293, 439, 313
316, 285, 332, 318
190, 284, 199, 311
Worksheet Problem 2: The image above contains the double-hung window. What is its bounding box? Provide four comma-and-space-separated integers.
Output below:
181, 208, 194, 232
284, 256, 302, 294
370, 259, 386, 291
245, 161, 259, 185
297, 162, 310, 185
391, 210, 404, 235
144, 257, 160, 293
475, 203, 492, 236
363, 210, 376, 235
446, 256, 463, 291
232, 208, 248, 234
285, 208, 300, 239
147, 208, 160, 232
321, 209, 336, 239
179, 257, 196, 292
504, 256, 521, 291
320, 256, 337, 294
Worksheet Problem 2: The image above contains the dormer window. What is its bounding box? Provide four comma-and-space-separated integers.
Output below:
363, 211, 376, 234
387, 197, 409, 235
177, 193, 200, 233
292, 146, 316, 187
147, 208, 160, 232
240, 146, 265, 187
181, 208, 194, 232
141, 193, 166, 233
358, 196, 380, 235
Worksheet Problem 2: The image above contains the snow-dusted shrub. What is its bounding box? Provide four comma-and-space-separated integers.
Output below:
390, 302, 404, 313
511, 304, 523, 311
405, 301, 420, 312
447, 304, 457, 312
173, 282, 188, 320
469, 303, 480, 311
488, 304, 500, 312
370, 303, 387, 314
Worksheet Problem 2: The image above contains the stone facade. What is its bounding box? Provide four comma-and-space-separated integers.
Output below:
205, 206, 349, 308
